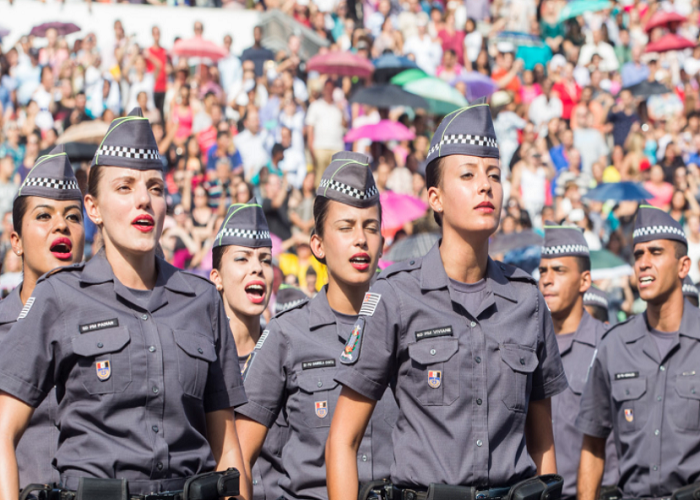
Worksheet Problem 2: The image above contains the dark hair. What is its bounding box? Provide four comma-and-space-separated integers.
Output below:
674, 240, 689, 259
212, 245, 226, 271
217, 129, 230, 140
272, 143, 285, 157
574, 255, 591, 274
12, 196, 28, 236
586, 304, 609, 323
87, 164, 104, 199
425, 157, 444, 226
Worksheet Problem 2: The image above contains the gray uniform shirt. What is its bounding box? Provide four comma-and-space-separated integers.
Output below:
334, 244, 568, 489
576, 301, 700, 497
0, 251, 247, 495
0, 285, 60, 487
235, 287, 398, 500
552, 311, 618, 499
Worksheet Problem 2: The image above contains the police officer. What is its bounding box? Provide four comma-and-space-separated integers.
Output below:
682, 276, 699, 307
0, 108, 248, 499
326, 99, 568, 500
583, 287, 610, 323
235, 152, 398, 500
0, 145, 85, 488
537, 224, 618, 500
274, 285, 309, 315
577, 205, 698, 500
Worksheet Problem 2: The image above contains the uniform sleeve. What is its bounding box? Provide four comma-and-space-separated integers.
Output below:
334, 279, 400, 401
235, 318, 289, 428
575, 344, 613, 439
203, 289, 248, 412
0, 281, 60, 408
530, 291, 568, 401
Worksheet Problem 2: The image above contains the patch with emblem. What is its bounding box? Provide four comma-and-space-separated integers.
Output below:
428, 370, 442, 389
96, 360, 111, 381
615, 372, 639, 380
315, 401, 328, 418
340, 318, 364, 365
17, 297, 35, 320
302, 359, 336, 370
359, 293, 381, 317
415, 326, 453, 341
624, 408, 633, 422
255, 330, 270, 350
80, 318, 119, 334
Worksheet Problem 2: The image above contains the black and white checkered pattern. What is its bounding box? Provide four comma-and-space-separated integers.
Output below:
320, 179, 378, 200
21, 177, 79, 190
633, 225, 687, 241
428, 133, 498, 156
217, 228, 270, 240
583, 292, 608, 308
683, 283, 699, 296
98, 145, 160, 160
541, 244, 590, 256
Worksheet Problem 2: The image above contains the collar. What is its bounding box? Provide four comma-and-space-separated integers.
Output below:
622, 300, 700, 343
0, 285, 23, 324
308, 286, 337, 330
572, 310, 598, 348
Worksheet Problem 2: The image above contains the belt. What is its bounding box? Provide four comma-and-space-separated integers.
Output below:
394, 486, 513, 500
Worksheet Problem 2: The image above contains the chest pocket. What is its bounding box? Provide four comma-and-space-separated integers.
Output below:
173, 330, 217, 399
500, 344, 538, 413
560, 369, 588, 422
611, 377, 647, 433
673, 375, 700, 432
296, 369, 340, 428
408, 337, 460, 406
72, 327, 132, 395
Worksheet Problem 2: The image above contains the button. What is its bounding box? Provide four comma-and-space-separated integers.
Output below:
152, 425, 159, 433
361, 455, 368, 462
654, 429, 660, 436
476, 398, 482, 405
409, 260, 415, 265
152, 386, 159, 394
317, 381, 323, 388
657, 396, 662, 401
470, 321, 476, 327
625, 389, 630, 396
520, 358, 526, 365
652, 465, 658, 471
97, 342, 104, 348
141, 314, 149, 321
156, 462, 163, 471
148, 346, 156, 353
430, 349, 437, 356
475, 356, 481, 364
253, 480, 258, 486
476, 439, 483, 447
660, 366, 666, 371
197, 347, 204, 354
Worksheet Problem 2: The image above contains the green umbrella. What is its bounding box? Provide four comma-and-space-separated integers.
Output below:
559, 0, 612, 22
403, 77, 468, 115
590, 249, 633, 281
390, 68, 428, 86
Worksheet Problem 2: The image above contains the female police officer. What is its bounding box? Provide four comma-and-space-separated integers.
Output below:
0, 108, 249, 500
326, 99, 568, 500
0, 145, 85, 488
235, 152, 397, 500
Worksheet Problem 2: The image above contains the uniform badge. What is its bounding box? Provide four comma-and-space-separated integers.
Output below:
428, 370, 442, 389
624, 409, 633, 422
359, 293, 381, 317
17, 297, 35, 320
96, 360, 111, 381
340, 318, 364, 365
315, 401, 328, 418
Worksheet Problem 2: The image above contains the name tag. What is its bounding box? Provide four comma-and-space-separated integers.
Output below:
615, 371, 639, 380
79, 318, 119, 334
302, 359, 336, 370
416, 326, 453, 341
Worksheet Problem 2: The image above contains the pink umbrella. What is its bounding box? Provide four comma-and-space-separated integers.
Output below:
270, 233, 283, 258
172, 37, 227, 61
307, 51, 374, 79
644, 10, 688, 32
645, 33, 696, 53
380, 191, 428, 231
344, 120, 415, 143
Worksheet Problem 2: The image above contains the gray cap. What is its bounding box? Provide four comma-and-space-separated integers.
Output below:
317, 151, 379, 208
213, 201, 272, 249
541, 221, 590, 259
16, 144, 82, 202
633, 205, 687, 246
583, 286, 609, 309
274, 285, 308, 315
91, 107, 162, 171
683, 276, 699, 301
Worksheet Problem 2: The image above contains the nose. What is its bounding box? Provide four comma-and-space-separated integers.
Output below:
477, 170, 492, 195
355, 225, 368, 249
134, 181, 153, 210
54, 213, 69, 233
539, 269, 553, 288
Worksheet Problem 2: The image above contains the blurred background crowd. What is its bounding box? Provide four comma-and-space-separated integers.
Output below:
1, 0, 700, 322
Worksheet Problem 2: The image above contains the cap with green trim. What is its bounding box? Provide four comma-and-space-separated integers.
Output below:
213, 200, 272, 249
541, 221, 590, 259
16, 144, 82, 202
317, 151, 379, 208
633, 205, 687, 246
91, 107, 162, 171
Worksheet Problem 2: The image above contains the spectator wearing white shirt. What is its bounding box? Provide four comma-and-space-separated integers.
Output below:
403, 13, 443, 75
219, 35, 243, 95
528, 79, 563, 136
278, 126, 308, 190
578, 29, 619, 72
573, 110, 609, 175
305, 79, 346, 184
234, 108, 273, 181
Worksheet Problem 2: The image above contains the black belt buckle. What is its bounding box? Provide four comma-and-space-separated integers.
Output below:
183, 468, 240, 500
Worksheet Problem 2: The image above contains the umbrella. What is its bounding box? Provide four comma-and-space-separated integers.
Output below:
559, 0, 612, 22
172, 38, 227, 61
306, 51, 374, 79
503, 246, 542, 275
0, 26, 9, 39
390, 68, 428, 86
451, 71, 499, 101
344, 120, 415, 143
644, 10, 688, 33
624, 80, 671, 99
491, 31, 544, 49
373, 54, 420, 83
645, 33, 696, 53
57, 120, 110, 145
590, 250, 634, 281
30, 22, 81, 37
384, 232, 440, 262
403, 77, 468, 115
380, 191, 428, 231
349, 85, 428, 109
490, 231, 544, 255
584, 182, 652, 202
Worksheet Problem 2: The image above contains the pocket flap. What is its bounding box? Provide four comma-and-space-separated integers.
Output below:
611, 378, 646, 402
297, 369, 339, 393
173, 330, 217, 362
676, 376, 700, 400
408, 338, 459, 365
72, 327, 130, 357
500, 344, 538, 373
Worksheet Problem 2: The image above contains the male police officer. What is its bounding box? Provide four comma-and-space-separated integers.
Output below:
577, 205, 700, 500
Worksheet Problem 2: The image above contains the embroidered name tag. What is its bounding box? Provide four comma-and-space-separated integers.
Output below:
79, 318, 119, 333
416, 326, 453, 341
615, 371, 639, 380
302, 359, 336, 370
682, 371, 697, 377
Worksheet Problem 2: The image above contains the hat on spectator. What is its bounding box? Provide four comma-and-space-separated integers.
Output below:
633, 205, 687, 246
214, 201, 272, 249
91, 107, 162, 171
275, 285, 308, 315
425, 97, 499, 167
549, 54, 567, 71
496, 41, 514, 54
16, 144, 82, 202
541, 221, 590, 259
491, 90, 512, 108
682, 276, 699, 301
583, 286, 609, 309
317, 151, 379, 208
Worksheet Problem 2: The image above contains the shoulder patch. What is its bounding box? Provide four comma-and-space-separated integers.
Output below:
340, 317, 365, 365
37, 262, 85, 284
255, 330, 270, 350
359, 293, 381, 316
273, 297, 309, 318
377, 258, 421, 280
498, 261, 537, 285
17, 297, 35, 320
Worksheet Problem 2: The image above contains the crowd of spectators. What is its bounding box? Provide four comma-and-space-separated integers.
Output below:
2, 0, 700, 322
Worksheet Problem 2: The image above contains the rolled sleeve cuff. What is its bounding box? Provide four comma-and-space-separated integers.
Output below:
335, 367, 386, 401
530, 369, 568, 401
0, 371, 46, 408
575, 414, 611, 439
204, 385, 248, 413
235, 400, 278, 428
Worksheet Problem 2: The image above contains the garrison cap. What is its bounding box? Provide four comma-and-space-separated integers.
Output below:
425, 97, 500, 167
633, 205, 687, 246
16, 145, 82, 202
317, 151, 379, 208
213, 201, 272, 249
541, 221, 590, 259
583, 286, 609, 309
682, 276, 699, 301
91, 107, 162, 171
274, 285, 308, 315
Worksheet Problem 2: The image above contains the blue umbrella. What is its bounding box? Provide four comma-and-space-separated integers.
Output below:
584, 182, 652, 202
372, 54, 420, 82
451, 71, 498, 100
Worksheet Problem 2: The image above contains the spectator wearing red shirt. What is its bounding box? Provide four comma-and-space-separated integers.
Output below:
437, 12, 465, 65
552, 63, 581, 122
491, 43, 523, 103
146, 26, 168, 122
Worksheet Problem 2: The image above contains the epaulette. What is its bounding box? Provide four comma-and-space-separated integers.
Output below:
37, 261, 86, 284
497, 261, 537, 285
377, 258, 422, 280
273, 297, 309, 318
181, 270, 217, 286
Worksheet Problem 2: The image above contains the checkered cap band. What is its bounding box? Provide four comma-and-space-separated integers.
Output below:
633, 225, 687, 242
21, 177, 79, 191
319, 178, 379, 200
97, 145, 160, 160
541, 244, 590, 256
428, 133, 498, 157
583, 292, 608, 307
683, 283, 699, 296
216, 228, 271, 240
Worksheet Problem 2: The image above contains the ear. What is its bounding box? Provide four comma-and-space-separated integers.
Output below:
579, 270, 592, 294
309, 231, 326, 264
10, 231, 23, 257
84, 194, 102, 225
210, 268, 224, 292
427, 185, 443, 215
679, 255, 692, 280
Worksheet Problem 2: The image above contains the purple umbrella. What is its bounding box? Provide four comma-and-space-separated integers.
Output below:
0, 27, 9, 39
451, 71, 498, 101
344, 120, 415, 143
30, 22, 81, 38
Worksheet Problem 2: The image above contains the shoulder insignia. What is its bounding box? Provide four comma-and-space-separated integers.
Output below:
377, 258, 422, 280
359, 292, 381, 316
340, 317, 365, 365
255, 330, 270, 350
17, 297, 35, 320
498, 261, 537, 285
273, 297, 309, 318
37, 262, 85, 284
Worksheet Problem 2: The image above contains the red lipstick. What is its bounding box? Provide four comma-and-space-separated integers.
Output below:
132, 214, 155, 233
350, 252, 371, 271
475, 201, 495, 213
49, 237, 73, 260
244, 280, 267, 305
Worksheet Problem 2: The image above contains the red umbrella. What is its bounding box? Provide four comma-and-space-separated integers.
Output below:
307, 51, 374, 79
30, 22, 80, 37
172, 37, 227, 61
645, 33, 696, 53
644, 10, 688, 33
344, 120, 415, 142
